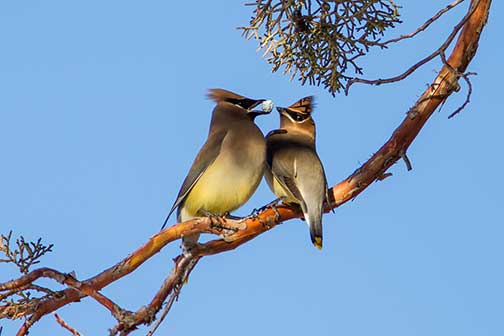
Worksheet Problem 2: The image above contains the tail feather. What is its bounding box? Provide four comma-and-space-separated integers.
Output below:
306, 211, 323, 250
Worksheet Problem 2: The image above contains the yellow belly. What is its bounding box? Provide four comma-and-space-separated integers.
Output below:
181, 160, 263, 220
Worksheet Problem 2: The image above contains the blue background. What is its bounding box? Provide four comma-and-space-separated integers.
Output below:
1, 1, 502, 335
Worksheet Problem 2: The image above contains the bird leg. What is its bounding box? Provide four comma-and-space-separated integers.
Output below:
244, 198, 282, 227
270, 202, 281, 222
221, 212, 247, 234
222, 213, 242, 220
200, 210, 246, 239
200, 209, 227, 229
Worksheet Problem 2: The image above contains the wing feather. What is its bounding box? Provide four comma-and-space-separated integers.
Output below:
161, 130, 227, 228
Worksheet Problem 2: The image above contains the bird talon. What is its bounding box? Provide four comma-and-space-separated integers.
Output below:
164, 89, 274, 257
265, 96, 327, 250
199, 211, 247, 236
254, 211, 268, 228
200, 210, 226, 228
271, 203, 281, 222
223, 212, 242, 221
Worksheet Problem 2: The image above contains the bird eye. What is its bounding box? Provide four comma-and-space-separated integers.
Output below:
227, 98, 257, 110
292, 113, 306, 122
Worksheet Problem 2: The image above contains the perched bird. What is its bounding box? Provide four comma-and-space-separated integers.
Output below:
163, 88, 273, 253
265, 96, 329, 250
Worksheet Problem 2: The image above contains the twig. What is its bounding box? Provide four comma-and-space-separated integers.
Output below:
448, 72, 476, 118
0, 267, 125, 321
0, 1, 492, 334
383, 0, 466, 44
400, 150, 413, 171
54, 313, 81, 336
145, 275, 183, 336
110, 254, 200, 335
345, 0, 480, 94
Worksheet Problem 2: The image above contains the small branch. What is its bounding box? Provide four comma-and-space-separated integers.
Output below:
0, 1, 492, 334
335, 0, 489, 206
400, 150, 413, 171
448, 72, 476, 118
54, 313, 81, 336
146, 285, 180, 336
0, 267, 125, 321
145, 258, 190, 336
376, 172, 393, 181
109, 254, 200, 335
0, 232, 53, 274
345, 0, 480, 94
383, 0, 466, 45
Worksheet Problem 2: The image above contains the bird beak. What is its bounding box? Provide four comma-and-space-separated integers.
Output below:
276, 106, 289, 116
248, 99, 274, 116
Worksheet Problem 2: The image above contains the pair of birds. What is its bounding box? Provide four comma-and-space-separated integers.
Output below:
163, 89, 330, 252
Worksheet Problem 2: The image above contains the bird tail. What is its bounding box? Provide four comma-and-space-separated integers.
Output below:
307, 212, 323, 250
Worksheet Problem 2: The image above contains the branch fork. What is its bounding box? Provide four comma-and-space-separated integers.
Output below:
0, 0, 492, 334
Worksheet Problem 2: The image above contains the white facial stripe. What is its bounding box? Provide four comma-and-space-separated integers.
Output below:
281, 109, 310, 124
280, 110, 296, 122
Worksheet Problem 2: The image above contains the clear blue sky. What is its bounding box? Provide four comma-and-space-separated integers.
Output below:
1, 1, 502, 335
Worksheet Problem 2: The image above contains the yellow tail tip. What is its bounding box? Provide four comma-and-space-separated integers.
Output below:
313, 237, 323, 250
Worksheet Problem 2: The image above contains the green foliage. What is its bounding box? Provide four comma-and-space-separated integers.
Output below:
241, 0, 401, 94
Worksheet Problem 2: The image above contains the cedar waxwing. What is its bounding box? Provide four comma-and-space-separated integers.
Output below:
265, 96, 329, 250
163, 89, 273, 253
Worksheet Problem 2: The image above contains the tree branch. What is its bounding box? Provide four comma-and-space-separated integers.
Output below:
0, 0, 492, 334
345, 0, 480, 93
54, 313, 81, 336
382, 0, 466, 45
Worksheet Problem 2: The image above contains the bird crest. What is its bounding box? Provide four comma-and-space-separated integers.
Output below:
285, 96, 314, 116
207, 88, 245, 103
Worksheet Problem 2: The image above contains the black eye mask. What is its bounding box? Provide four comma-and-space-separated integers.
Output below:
226, 98, 261, 110
288, 111, 309, 122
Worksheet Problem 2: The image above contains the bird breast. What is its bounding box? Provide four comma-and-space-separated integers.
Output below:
182, 124, 266, 217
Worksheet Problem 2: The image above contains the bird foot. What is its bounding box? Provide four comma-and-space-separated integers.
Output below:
218, 220, 247, 242
200, 210, 246, 238
245, 198, 282, 228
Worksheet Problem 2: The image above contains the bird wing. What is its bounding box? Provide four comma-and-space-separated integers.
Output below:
162, 130, 227, 228
321, 161, 332, 211
267, 144, 307, 209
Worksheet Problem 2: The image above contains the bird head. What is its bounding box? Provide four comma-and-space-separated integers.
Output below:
208, 88, 273, 119
276, 96, 316, 136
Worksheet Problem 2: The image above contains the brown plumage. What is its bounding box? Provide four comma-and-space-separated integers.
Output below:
265, 96, 329, 249
163, 89, 271, 254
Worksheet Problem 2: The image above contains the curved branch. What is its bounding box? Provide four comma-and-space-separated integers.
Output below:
345, 0, 481, 93
0, 0, 491, 334
383, 0, 466, 45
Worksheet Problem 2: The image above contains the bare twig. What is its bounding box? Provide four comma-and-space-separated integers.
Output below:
54, 313, 81, 336
0, 232, 53, 274
0, 0, 491, 334
448, 72, 476, 118
145, 260, 188, 336
0, 267, 125, 321
400, 150, 413, 171
345, 0, 480, 94
383, 0, 465, 44
241, 0, 402, 94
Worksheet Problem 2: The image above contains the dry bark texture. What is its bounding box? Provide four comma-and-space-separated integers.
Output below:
0, 0, 491, 335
